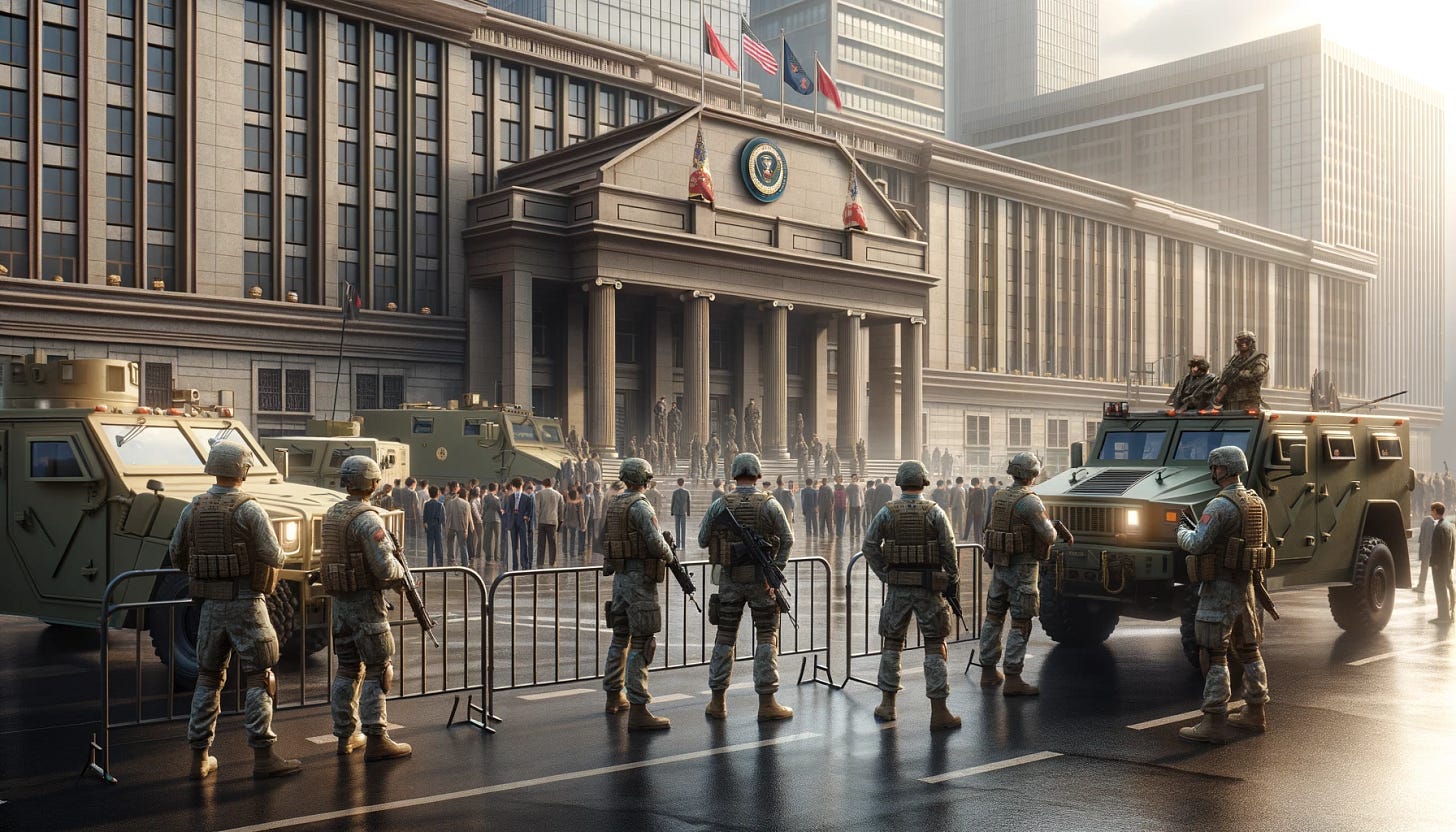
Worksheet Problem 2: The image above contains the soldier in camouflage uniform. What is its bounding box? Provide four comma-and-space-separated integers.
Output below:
861, 461, 961, 730
1176, 446, 1273, 744
169, 440, 301, 780
979, 452, 1069, 697
1167, 356, 1218, 413
599, 458, 680, 730
322, 456, 414, 761
1212, 330, 1269, 412
697, 453, 795, 722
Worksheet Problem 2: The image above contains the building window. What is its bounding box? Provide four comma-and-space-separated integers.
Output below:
1047, 419, 1069, 449
414, 151, 438, 197
147, 243, 174, 289
382, 375, 404, 408
244, 124, 272, 173
374, 29, 396, 75
146, 45, 175, 93
414, 211, 439, 255
257, 368, 313, 413
0, 227, 28, 276
1, 15, 28, 68
0, 88, 26, 141
147, 113, 175, 161
106, 36, 134, 85
147, 0, 174, 28
338, 140, 359, 185
143, 362, 173, 408
1008, 416, 1032, 449
965, 414, 990, 447
337, 259, 359, 298
41, 96, 79, 147
338, 203, 359, 250
284, 255, 307, 299
472, 111, 485, 157
498, 63, 522, 164
147, 181, 174, 230
244, 250, 272, 298
106, 105, 132, 155
627, 94, 648, 125
244, 61, 270, 112
106, 239, 135, 287
373, 262, 397, 310
285, 7, 307, 53
244, 190, 271, 239
374, 88, 397, 135
257, 367, 283, 411
415, 39, 440, 83
285, 69, 307, 118
338, 19, 359, 65
106, 173, 133, 225
110, 0, 134, 17
532, 73, 556, 154
244, 0, 271, 46
285, 195, 306, 245
373, 146, 396, 192
42, 25, 79, 77
338, 80, 358, 128
0, 160, 25, 215
373, 208, 395, 253
567, 81, 589, 144
285, 131, 306, 177
42, 166, 78, 221
354, 373, 379, 410
1084, 420, 1100, 443
415, 95, 439, 141
598, 88, 620, 131
41, 232, 77, 282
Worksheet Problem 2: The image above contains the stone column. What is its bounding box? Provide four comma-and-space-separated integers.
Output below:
502, 271, 533, 406
681, 290, 713, 450
867, 322, 899, 458
900, 317, 925, 461
762, 301, 791, 459
585, 278, 621, 454
836, 311, 864, 456
805, 317, 829, 446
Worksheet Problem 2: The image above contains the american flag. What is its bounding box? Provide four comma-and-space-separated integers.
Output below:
740, 17, 778, 74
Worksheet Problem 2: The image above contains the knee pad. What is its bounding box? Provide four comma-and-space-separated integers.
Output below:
1205, 647, 1229, 667
246, 668, 277, 699
983, 608, 1007, 626
924, 636, 947, 659
639, 636, 657, 665
986, 596, 1010, 619
335, 663, 365, 684
714, 625, 738, 647
1011, 618, 1034, 637
1234, 643, 1261, 666
881, 636, 906, 652
197, 666, 226, 690
367, 661, 394, 694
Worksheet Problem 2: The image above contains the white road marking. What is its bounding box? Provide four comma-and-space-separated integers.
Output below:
305, 724, 403, 745
217, 733, 821, 832
649, 694, 695, 703
1346, 640, 1449, 667
920, 751, 1063, 783
519, 688, 596, 701
698, 683, 754, 694
1127, 703, 1242, 731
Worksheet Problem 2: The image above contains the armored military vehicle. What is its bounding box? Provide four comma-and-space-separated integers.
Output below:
355, 398, 570, 484
1035, 403, 1413, 666
259, 419, 410, 490
0, 352, 402, 685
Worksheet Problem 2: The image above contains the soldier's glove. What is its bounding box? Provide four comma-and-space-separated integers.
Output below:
1179, 510, 1198, 531
1052, 519, 1075, 547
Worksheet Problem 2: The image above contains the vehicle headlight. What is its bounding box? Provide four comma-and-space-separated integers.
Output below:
277, 520, 301, 553
1125, 509, 1141, 529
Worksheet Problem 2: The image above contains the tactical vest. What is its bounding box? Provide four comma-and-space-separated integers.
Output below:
708, 492, 779, 582
984, 484, 1044, 565
602, 492, 664, 580
1189, 487, 1276, 582
878, 499, 952, 590
320, 501, 387, 593
1221, 353, 1267, 407
184, 491, 278, 600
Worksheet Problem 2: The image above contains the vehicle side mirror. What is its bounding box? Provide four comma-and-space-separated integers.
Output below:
1289, 443, 1307, 477
1070, 441, 1085, 469
146, 479, 165, 494
272, 447, 290, 480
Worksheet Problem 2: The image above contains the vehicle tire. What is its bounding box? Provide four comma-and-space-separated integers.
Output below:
265, 581, 301, 653
148, 572, 201, 689
1329, 536, 1397, 634
1037, 569, 1120, 647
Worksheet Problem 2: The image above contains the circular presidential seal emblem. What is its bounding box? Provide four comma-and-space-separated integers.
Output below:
739, 138, 788, 203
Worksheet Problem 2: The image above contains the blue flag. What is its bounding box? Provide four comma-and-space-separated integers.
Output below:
783, 40, 813, 96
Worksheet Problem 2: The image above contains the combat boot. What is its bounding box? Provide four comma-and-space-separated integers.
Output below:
189, 747, 218, 780
980, 665, 1004, 689
1002, 673, 1040, 697
605, 690, 630, 714
252, 746, 303, 779
873, 691, 897, 722
336, 732, 367, 756
1227, 702, 1267, 733
757, 694, 793, 722
704, 690, 727, 720
928, 698, 962, 731
364, 733, 413, 761
1178, 713, 1228, 745
627, 702, 671, 731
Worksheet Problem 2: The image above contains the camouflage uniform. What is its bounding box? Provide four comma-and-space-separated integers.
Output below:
1216, 334, 1269, 411
979, 484, 1056, 678
1167, 360, 1218, 412
169, 485, 285, 751
598, 489, 676, 707
697, 486, 794, 695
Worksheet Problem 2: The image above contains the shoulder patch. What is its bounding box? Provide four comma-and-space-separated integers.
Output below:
1199, 514, 1212, 524
373, 528, 388, 542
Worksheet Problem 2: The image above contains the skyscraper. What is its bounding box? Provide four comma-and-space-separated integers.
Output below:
493, 1, 750, 69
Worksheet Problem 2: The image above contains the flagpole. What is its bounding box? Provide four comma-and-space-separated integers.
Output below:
330, 279, 349, 421
738, 18, 745, 110
778, 28, 785, 122
812, 50, 819, 130
700, 9, 706, 110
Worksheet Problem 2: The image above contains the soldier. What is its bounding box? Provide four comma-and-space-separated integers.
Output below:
744, 398, 762, 455
706, 433, 721, 480
689, 434, 704, 481
979, 452, 1070, 697
796, 437, 811, 482
855, 438, 868, 479
723, 437, 739, 482
826, 445, 841, 479
725, 407, 739, 447
795, 413, 806, 448
566, 426, 582, 459
170, 440, 301, 780
1176, 446, 1273, 743
653, 396, 669, 440
1167, 356, 1218, 413
861, 461, 961, 730
599, 458, 680, 730
811, 435, 824, 478
322, 456, 415, 761
1212, 330, 1269, 411
627, 434, 639, 459
697, 453, 795, 722
667, 402, 684, 452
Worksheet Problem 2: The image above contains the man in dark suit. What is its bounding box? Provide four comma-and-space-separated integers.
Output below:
670, 477, 692, 553
505, 477, 535, 570
800, 480, 818, 538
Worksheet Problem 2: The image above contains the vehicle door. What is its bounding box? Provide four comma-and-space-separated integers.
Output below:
1313, 424, 1362, 583
6, 423, 111, 605
465, 416, 509, 481
1260, 424, 1321, 571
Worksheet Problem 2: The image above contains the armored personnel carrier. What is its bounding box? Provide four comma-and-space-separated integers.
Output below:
1035, 403, 1413, 666
0, 352, 401, 684
259, 419, 410, 490
355, 397, 569, 485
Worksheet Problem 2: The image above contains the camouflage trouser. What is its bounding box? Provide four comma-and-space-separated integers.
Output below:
330, 591, 396, 737
1195, 577, 1268, 715
602, 569, 662, 705
707, 576, 781, 695
980, 560, 1040, 674
187, 597, 280, 749
876, 585, 952, 699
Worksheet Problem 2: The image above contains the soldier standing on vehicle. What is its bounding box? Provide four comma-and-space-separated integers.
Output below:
697, 453, 795, 722
1176, 446, 1273, 744
599, 458, 679, 730
170, 440, 301, 780
1212, 331, 1269, 411
1168, 356, 1218, 413
861, 460, 961, 730
979, 452, 1068, 697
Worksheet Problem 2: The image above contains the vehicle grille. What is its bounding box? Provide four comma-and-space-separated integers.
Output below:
312, 517, 323, 553
1069, 469, 1153, 496
1047, 504, 1116, 535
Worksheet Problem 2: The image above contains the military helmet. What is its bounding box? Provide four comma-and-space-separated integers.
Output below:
204, 440, 253, 479
339, 455, 383, 492
1007, 451, 1042, 481
1235, 330, 1256, 342
1208, 446, 1249, 477
731, 452, 762, 480
618, 457, 654, 487
894, 460, 929, 489
1189, 355, 1210, 371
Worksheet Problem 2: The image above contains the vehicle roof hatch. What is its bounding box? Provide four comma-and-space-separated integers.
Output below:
1068, 469, 1155, 496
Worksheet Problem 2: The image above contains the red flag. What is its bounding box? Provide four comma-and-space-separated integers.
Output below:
816, 58, 842, 112
703, 19, 738, 72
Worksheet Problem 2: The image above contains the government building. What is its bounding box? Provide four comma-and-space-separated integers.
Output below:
0, 2, 1427, 471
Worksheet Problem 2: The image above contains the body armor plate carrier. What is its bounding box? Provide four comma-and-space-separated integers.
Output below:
321, 501, 386, 593
882, 500, 950, 590
185, 491, 277, 600
708, 493, 779, 582
602, 492, 664, 580
984, 484, 1043, 565
1189, 488, 1275, 582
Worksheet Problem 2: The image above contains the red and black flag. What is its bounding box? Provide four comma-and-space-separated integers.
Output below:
703, 18, 738, 72
341, 281, 361, 320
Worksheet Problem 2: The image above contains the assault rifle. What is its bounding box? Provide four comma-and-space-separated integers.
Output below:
387, 531, 440, 647
710, 507, 798, 628
944, 580, 969, 632
659, 532, 703, 613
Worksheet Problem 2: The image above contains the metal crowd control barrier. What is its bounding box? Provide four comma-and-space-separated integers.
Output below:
87, 566, 490, 784
484, 556, 833, 721
830, 543, 985, 690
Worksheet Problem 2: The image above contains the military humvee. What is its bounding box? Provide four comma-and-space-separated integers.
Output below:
1035, 404, 1413, 666
258, 419, 410, 490
355, 399, 570, 485
0, 352, 402, 685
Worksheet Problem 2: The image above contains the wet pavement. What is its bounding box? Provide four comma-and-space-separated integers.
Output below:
3, 570, 1454, 831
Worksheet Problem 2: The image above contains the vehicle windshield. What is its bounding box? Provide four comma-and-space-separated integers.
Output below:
538, 423, 563, 444
511, 421, 539, 442
1172, 429, 1252, 462
102, 423, 205, 468
1097, 430, 1168, 461
186, 424, 272, 470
